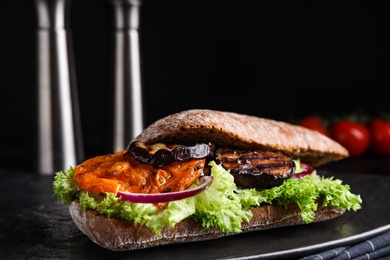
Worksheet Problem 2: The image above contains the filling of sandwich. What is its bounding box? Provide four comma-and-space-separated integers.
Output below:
73, 142, 297, 203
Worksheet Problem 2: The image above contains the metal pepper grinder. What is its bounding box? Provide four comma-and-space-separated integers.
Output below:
109, 0, 145, 152
34, 0, 84, 174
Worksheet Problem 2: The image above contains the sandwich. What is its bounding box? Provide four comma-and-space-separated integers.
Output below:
53, 109, 362, 251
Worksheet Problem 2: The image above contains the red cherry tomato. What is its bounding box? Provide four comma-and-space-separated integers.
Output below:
298, 115, 330, 137
329, 120, 370, 157
369, 118, 390, 156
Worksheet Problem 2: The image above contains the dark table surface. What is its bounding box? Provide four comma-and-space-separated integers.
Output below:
1, 157, 390, 260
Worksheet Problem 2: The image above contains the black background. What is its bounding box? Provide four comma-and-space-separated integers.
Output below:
1, 0, 388, 173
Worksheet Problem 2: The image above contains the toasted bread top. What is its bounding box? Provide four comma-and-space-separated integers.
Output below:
133, 109, 349, 167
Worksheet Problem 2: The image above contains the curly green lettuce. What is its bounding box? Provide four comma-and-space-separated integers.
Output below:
53, 161, 362, 236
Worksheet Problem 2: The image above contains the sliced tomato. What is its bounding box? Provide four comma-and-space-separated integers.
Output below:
329, 120, 370, 157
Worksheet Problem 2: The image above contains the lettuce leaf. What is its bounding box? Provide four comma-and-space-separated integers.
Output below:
53, 167, 79, 205
191, 161, 253, 233
53, 161, 362, 235
253, 173, 362, 223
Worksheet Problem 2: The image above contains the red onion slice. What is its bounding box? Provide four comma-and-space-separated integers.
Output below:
117, 176, 213, 203
293, 162, 314, 180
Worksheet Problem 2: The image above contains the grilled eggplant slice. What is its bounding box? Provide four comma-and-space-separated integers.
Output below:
215, 148, 295, 189
128, 141, 215, 167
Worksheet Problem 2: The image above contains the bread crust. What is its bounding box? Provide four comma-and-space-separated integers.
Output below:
69, 200, 344, 251
133, 109, 349, 167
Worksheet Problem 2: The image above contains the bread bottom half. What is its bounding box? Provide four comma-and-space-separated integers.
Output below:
69, 200, 344, 251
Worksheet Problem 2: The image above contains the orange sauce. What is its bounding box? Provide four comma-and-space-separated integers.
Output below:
73, 150, 205, 196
